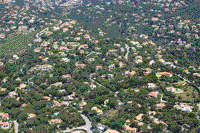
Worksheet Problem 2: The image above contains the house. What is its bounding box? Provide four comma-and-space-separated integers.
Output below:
148, 83, 157, 89
52, 100, 63, 108
108, 64, 115, 70
114, 44, 121, 47
40, 41, 50, 47
155, 54, 162, 59
29, 64, 53, 73
79, 101, 87, 108
79, 44, 88, 49
0, 33, 5, 39
88, 58, 95, 62
119, 62, 126, 68
108, 49, 118, 54
142, 68, 152, 74
62, 74, 71, 82
183, 70, 190, 74
80, 50, 84, 54
96, 66, 102, 71
96, 123, 107, 132
166, 87, 176, 92
0, 122, 10, 129
134, 59, 143, 64
27, 113, 36, 119
66, 42, 79, 47
61, 58, 70, 63
189, 66, 196, 70
19, 83, 26, 89
43, 96, 51, 101
173, 81, 187, 86
134, 89, 140, 93
156, 103, 166, 109
105, 129, 120, 133
0, 88, 6, 91
91, 107, 103, 115
8, 91, 18, 98
193, 73, 200, 77
0, 62, 4, 66
123, 120, 137, 133
13, 54, 19, 60
53, 26, 60, 31
158, 58, 166, 64
154, 121, 168, 128
136, 113, 144, 121
52, 82, 62, 87
58, 46, 68, 51
63, 27, 69, 32
148, 91, 159, 98
84, 34, 90, 39
75, 37, 81, 41
90, 84, 96, 89
156, 72, 173, 79
21, 103, 28, 108
75, 62, 86, 68
0, 113, 9, 120
148, 111, 156, 116
149, 60, 155, 65
101, 74, 106, 79
108, 74, 114, 79
58, 89, 66, 93
49, 118, 62, 125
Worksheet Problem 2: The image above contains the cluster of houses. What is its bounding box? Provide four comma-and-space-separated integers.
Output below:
0, 0, 200, 132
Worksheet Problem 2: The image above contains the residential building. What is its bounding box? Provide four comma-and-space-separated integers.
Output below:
91, 107, 103, 115
49, 118, 62, 125
27, 113, 36, 119
148, 83, 157, 89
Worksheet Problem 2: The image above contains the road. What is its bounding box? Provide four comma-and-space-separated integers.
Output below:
89, 73, 106, 88
13, 120, 18, 133
62, 114, 92, 133
125, 44, 129, 61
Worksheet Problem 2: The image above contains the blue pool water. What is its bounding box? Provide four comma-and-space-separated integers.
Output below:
176, 89, 183, 92
54, 113, 59, 116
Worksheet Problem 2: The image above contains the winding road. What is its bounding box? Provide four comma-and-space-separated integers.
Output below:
62, 114, 92, 133
125, 44, 129, 61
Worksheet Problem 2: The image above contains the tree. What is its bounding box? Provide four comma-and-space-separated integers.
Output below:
35, 124, 49, 132
193, 104, 199, 112
18, 112, 27, 122
107, 97, 118, 109
60, 122, 67, 130
142, 114, 151, 124
168, 122, 182, 132
10, 108, 20, 120
150, 122, 165, 133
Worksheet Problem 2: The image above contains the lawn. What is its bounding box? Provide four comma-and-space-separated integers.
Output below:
0, 31, 38, 56
175, 86, 198, 101
101, 109, 118, 124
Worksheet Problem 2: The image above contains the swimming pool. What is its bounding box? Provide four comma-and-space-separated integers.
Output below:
54, 112, 59, 116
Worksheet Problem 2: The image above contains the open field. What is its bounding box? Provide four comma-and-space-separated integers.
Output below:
0, 31, 38, 56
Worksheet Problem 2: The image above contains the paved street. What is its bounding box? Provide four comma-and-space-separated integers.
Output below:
125, 44, 129, 61
62, 114, 92, 133
13, 120, 19, 133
